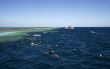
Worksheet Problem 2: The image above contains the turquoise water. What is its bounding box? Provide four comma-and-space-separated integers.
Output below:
0, 32, 17, 36
0, 27, 110, 69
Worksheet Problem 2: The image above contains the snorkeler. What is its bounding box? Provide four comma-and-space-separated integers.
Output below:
48, 51, 55, 55
48, 51, 59, 58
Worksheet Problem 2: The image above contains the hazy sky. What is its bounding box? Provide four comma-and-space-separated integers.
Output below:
0, 0, 110, 27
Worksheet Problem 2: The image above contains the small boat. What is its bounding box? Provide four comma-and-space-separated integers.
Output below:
65, 26, 75, 29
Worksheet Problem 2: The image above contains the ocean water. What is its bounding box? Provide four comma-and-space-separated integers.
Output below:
0, 27, 110, 69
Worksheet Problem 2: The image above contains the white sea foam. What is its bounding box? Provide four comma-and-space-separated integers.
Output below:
30, 42, 38, 46
33, 34, 41, 37
61, 34, 64, 36
90, 31, 96, 34
90, 31, 103, 35
73, 48, 77, 51
43, 32, 47, 33
99, 54, 103, 57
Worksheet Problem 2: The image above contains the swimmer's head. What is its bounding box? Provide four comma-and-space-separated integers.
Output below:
48, 50, 55, 55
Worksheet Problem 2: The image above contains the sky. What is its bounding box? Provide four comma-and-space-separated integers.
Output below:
0, 0, 110, 27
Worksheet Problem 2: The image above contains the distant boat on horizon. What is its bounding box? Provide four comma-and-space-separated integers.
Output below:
65, 25, 75, 29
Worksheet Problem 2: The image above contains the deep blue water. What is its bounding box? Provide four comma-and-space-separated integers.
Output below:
0, 27, 110, 69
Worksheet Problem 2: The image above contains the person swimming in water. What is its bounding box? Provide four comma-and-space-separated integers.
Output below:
48, 51, 59, 58
48, 51, 55, 55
